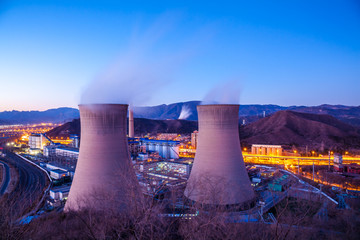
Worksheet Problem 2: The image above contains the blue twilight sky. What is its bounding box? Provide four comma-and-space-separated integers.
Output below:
0, 0, 359, 110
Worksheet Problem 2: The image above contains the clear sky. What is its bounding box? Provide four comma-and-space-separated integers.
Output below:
0, 0, 359, 110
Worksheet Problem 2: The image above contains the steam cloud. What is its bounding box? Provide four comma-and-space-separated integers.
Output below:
202, 80, 242, 105
80, 14, 185, 106
178, 105, 192, 119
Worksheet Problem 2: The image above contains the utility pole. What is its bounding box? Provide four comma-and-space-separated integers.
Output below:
328, 150, 331, 171
298, 158, 300, 174
312, 161, 315, 181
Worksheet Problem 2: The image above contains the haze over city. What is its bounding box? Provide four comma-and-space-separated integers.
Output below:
1, 0, 359, 110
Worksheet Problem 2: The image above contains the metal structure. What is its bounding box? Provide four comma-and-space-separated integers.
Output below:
184, 104, 255, 208
65, 104, 141, 212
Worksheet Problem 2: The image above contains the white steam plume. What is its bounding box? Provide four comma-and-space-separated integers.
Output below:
178, 105, 191, 119
80, 13, 185, 106
202, 80, 242, 105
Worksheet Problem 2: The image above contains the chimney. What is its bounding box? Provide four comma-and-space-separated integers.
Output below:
129, 107, 134, 138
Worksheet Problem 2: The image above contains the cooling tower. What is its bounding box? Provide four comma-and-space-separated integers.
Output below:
184, 104, 255, 208
129, 107, 134, 138
65, 104, 141, 212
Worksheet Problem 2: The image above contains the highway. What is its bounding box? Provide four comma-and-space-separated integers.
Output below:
0, 160, 10, 195
1, 151, 49, 219
243, 154, 360, 166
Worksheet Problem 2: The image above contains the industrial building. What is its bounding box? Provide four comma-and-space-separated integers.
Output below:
191, 130, 198, 148
44, 144, 79, 160
29, 133, 46, 150
139, 138, 179, 160
48, 185, 71, 207
69, 134, 80, 148
185, 104, 255, 209
49, 169, 69, 180
333, 154, 360, 174
251, 144, 283, 156
65, 104, 142, 212
141, 160, 192, 178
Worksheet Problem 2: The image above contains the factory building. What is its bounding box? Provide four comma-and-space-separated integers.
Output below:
43, 145, 57, 157
142, 160, 192, 178
55, 146, 79, 159
139, 138, 179, 159
29, 133, 46, 150
65, 104, 141, 212
251, 144, 283, 156
333, 154, 343, 172
49, 169, 69, 180
48, 185, 71, 207
185, 104, 255, 209
44, 145, 79, 160
333, 154, 360, 174
69, 134, 80, 148
191, 130, 198, 148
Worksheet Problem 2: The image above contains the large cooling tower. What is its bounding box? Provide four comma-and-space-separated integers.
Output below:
184, 104, 255, 208
65, 104, 140, 212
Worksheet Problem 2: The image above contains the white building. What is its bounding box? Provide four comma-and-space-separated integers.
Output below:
55, 146, 79, 159
29, 133, 46, 150
49, 169, 69, 179
48, 185, 71, 207
44, 145, 79, 160
251, 144, 283, 156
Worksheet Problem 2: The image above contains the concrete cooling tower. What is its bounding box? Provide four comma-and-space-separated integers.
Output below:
184, 104, 255, 209
65, 104, 141, 212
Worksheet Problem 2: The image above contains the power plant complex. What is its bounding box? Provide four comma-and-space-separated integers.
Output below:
65, 104, 141, 212
184, 104, 255, 208
65, 103, 255, 212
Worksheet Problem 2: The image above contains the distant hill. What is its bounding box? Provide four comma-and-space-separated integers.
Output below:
0, 107, 79, 125
239, 110, 360, 152
46, 119, 80, 138
46, 118, 198, 138
133, 101, 200, 121
290, 105, 360, 127
133, 102, 360, 127
2, 102, 360, 127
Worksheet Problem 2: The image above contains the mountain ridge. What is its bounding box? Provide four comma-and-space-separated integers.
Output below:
1, 102, 360, 127
46, 110, 360, 152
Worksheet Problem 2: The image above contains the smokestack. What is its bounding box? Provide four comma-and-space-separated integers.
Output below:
129, 107, 134, 138
184, 104, 255, 208
65, 104, 141, 212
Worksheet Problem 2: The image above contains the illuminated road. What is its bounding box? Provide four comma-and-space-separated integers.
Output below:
1, 151, 49, 219
242, 154, 360, 166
